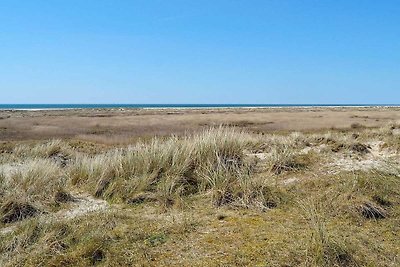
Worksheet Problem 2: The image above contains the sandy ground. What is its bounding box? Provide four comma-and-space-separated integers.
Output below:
1, 107, 400, 143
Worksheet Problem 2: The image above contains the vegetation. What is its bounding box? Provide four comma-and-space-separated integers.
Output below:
0, 125, 399, 266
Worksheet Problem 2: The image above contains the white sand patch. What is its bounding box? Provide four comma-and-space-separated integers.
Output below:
247, 152, 269, 160
368, 141, 387, 157
282, 177, 299, 185
58, 193, 109, 220
0, 225, 17, 235
326, 141, 397, 173
392, 129, 400, 135
0, 163, 27, 176
328, 157, 383, 172
300, 147, 313, 154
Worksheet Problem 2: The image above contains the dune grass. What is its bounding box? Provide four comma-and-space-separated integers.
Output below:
68, 127, 266, 206
0, 159, 68, 224
0, 125, 399, 266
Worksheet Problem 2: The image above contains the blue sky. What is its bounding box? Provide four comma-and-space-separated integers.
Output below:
1, 0, 399, 104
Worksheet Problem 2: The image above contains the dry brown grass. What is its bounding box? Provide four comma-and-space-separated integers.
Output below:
2, 107, 400, 142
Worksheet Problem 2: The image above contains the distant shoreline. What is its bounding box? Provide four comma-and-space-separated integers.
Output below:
1, 104, 400, 111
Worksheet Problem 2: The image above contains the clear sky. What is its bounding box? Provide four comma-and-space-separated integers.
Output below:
1, 0, 399, 104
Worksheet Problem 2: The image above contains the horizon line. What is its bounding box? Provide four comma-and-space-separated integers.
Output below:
1, 103, 399, 105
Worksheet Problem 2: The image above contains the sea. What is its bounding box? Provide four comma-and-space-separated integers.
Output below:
0, 104, 398, 110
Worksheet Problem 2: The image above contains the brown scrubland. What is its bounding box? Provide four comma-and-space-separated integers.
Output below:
1, 107, 400, 142
0, 107, 399, 266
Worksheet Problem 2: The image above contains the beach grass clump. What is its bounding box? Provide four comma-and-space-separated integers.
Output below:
30, 140, 70, 158
0, 159, 68, 223
341, 170, 399, 214
349, 171, 399, 219
298, 169, 399, 222
201, 160, 284, 209
265, 145, 312, 174
13, 140, 71, 158
68, 127, 262, 205
330, 142, 370, 154
0, 208, 195, 267
373, 123, 400, 152
310, 131, 339, 146
358, 121, 397, 141
259, 132, 311, 153
0, 216, 107, 266
11, 140, 74, 168
300, 200, 357, 267
309, 131, 372, 155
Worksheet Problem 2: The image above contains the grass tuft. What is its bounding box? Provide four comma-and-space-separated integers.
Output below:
0, 159, 68, 216
301, 200, 358, 267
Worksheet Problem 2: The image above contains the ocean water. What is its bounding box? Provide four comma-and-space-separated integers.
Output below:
0, 104, 398, 110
